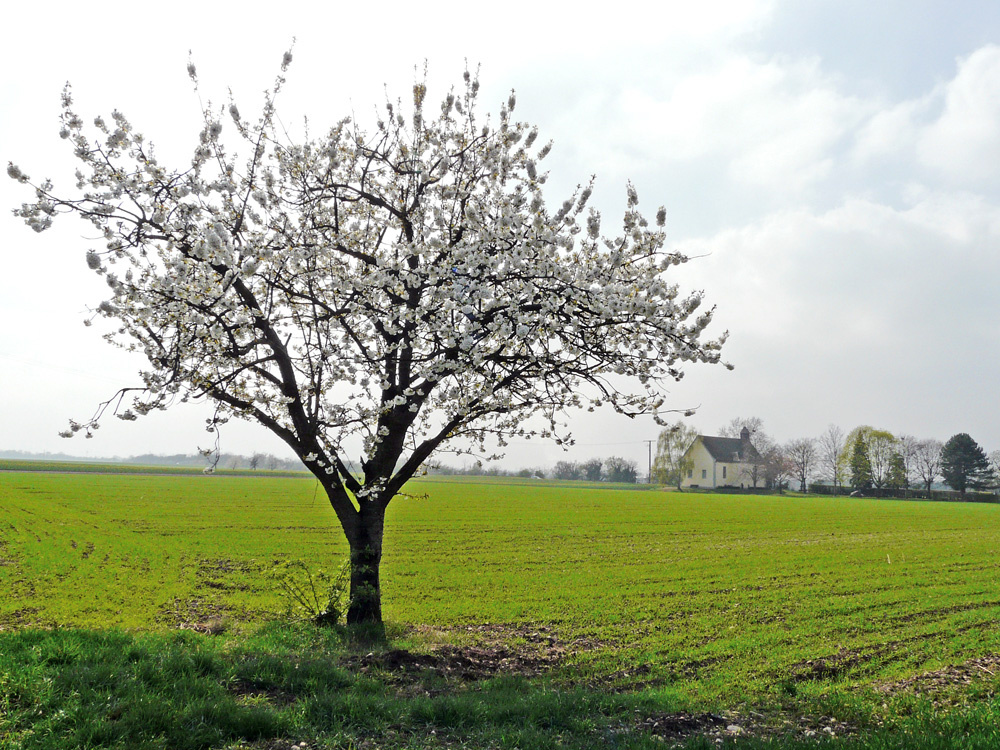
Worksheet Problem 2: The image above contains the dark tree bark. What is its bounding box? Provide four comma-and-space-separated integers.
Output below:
345, 504, 385, 627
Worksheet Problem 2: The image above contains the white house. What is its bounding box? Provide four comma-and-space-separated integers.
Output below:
680, 427, 765, 489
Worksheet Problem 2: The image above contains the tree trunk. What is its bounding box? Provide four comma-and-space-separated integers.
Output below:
346, 504, 385, 627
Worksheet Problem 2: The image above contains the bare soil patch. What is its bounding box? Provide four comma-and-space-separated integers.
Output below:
876, 653, 1000, 697
228, 679, 298, 707
623, 708, 859, 746
348, 643, 554, 681
158, 596, 230, 632
0, 606, 44, 631
345, 623, 593, 682
790, 646, 875, 681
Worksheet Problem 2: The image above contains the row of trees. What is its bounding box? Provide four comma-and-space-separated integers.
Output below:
243, 452, 304, 471
839, 428, 996, 495
802, 425, 997, 495
551, 457, 639, 483
429, 463, 545, 479
429, 456, 641, 483
651, 416, 998, 495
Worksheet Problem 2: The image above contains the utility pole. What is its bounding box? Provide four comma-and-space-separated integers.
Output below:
644, 439, 655, 484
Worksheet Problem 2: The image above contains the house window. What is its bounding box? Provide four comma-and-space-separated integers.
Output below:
723, 466, 727, 479
687, 469, 693, 478
701, 469, 707, 479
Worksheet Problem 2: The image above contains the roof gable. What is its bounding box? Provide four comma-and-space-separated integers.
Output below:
698, 435, 763, 463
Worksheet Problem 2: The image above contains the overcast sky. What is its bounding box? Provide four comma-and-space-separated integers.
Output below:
2, 0, 999, 470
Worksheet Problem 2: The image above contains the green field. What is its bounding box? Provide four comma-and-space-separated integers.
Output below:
3, 470, 1000, 748
0, 458, 308, 478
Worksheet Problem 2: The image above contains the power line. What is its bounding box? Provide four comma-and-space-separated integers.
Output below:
0, 352, 125, 384
505, 438, 654, 447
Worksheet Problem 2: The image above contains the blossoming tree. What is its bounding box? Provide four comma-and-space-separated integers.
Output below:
11, 54, 728, 625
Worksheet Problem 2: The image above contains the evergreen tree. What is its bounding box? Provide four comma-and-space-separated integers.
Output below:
941, 433, 994, 493
887, 452, 907, 490
850, 437, 872, 490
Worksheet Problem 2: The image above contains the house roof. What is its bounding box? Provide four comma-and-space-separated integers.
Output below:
699, 435, 764, 463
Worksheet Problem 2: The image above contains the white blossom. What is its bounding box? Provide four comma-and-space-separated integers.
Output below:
12, 65, 727, 620
6, 163, 28, 183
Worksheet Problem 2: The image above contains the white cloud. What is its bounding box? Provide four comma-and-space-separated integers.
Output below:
852, 97, 930, 166
554, 42, 1000, 226
556, 54, 870, 199
666, 190, 1000, 443
918, 45, 1000, 185
851, 45, 1000, 191
519, 0, 776, 46
677, 191, 1000, 347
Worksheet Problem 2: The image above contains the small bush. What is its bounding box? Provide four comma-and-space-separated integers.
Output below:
267, 558, 350, 625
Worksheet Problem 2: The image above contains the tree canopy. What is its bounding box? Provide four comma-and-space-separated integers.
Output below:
651, 421, 698, 488
785, 437, 816, 492
818, 424, 845, 489
10, 56, 728, 625
940, 433, 994, 493
913, 439, 943, 496
844, 425, 897, 491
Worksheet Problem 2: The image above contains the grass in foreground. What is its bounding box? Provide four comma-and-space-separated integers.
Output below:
4, 470, 1000, 747
3, 623, 1000, 749
4, 471, 1000, 701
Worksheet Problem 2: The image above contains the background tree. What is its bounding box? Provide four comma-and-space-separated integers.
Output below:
843, 426, 894, 492
651, 421, 698, 488
886, 452, 907, 490
895, 435, 919, 495
719, 416, 765, 440
941, 433, 994, 493
913, 439, 943, 496
763, 443, 792, 492
604, 456, 639, 484
552, 461, 582, 481
11, 60, 728, 626
866, 430, 897, 491
581, 459, 604, 482
849, 434, 873, 491
785, 437, 817, 492
990, 451, 1000, 494
818, 424, 846, 491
